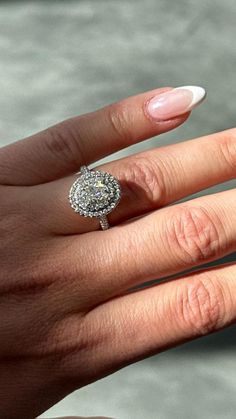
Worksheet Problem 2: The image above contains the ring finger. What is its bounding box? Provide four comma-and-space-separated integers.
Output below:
29, 127, 236, 234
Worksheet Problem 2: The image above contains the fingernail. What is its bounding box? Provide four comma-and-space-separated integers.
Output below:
146, 85, 206, 121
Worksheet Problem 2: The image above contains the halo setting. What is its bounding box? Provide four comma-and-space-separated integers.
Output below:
69, 166, 121, 220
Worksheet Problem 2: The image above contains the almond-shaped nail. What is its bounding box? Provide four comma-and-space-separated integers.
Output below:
146, 86, 206, 121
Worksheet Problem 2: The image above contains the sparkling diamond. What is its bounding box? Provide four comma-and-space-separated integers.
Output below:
69, 169, 121, 217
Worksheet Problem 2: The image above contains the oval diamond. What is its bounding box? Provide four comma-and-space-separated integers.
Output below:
69, 168, 121, 218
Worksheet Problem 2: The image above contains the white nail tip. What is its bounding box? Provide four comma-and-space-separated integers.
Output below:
175, 85, 206, 110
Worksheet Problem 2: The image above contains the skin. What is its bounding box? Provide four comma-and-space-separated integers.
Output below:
0, 86, 236, 419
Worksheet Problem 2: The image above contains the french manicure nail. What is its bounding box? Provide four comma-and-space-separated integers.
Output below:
146, 85, 206, 121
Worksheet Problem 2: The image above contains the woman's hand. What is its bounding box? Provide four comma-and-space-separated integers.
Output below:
1, 86, 236, 419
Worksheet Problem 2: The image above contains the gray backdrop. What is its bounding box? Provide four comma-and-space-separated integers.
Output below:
0, 1, 236, 418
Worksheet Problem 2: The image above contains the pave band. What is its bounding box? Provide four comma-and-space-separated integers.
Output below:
69, 165, 121, 230
99, 215, 110, 230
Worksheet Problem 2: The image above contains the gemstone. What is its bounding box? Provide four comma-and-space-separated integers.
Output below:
69, 169, 121, 217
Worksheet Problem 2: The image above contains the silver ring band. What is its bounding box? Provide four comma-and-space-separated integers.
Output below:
99, 215, 110, 230
69, 165, 121, 230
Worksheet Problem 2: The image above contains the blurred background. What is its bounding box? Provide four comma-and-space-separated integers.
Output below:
0, 1, 236, 418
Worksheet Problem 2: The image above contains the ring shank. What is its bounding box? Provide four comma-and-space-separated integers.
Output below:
99, 215, 110, 230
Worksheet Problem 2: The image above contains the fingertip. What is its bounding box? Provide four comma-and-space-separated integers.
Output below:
146, 111, 191, 134
145, 85, 206, 123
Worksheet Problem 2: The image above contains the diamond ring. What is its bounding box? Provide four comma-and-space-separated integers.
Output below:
69, 165, 121, 230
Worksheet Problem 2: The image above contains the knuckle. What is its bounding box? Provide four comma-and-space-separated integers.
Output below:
107, 102, 134, 145
44, 121, 85, 168
175, 276, 227, 335
123, 156, 166, 205
218, 128, 236, 171
165, 206, 222, 265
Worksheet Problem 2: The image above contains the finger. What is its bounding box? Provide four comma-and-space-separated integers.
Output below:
77, 262, 236, 382
66, 188, 236, 305
0, 86, 194, 186
32, 128, 236, 235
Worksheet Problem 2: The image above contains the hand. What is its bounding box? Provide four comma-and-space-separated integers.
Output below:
1, 86, 236, 419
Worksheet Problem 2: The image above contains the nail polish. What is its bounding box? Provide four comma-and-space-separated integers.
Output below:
146, 86, 206, 121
